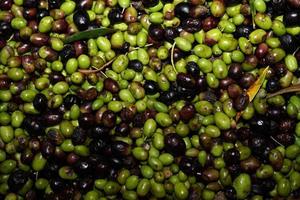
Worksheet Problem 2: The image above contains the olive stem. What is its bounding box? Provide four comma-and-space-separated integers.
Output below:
78, 58, 116, 74
266, 84, 300, 98
171, 41, 177, 74
270, 136, 284, 147
293, 47, 300, 56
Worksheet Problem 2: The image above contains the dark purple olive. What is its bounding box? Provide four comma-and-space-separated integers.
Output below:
23, 0, 38, 7
102, 110, 116, 128
177, 73, 196, 88
182, 18, 202, 33
104, 78, 120, 93
43, 112, 63, 126
228, 63, 243, 80
48, 0, 61, 9
233, 93, 249, 111
74, 160, 91, 175
164, 133, 186, 156
63, 94, 81, 109
115, 123, 130, 136
59, 44, 76, 63
148, 24, 165, 41
73, 10, 90, 31
41, 140, 55, 158
90, 125, 110, 139
0, 0, 13, 10
179, 104, 196, 122
179, 157, 197, 175
78, 113, 95, 128
37, 9, 49, 21
288, 0, 300, 8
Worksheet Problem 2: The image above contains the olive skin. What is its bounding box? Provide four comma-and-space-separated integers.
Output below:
283, 11, 300, 27
164, 133, 186, 156
73, 10, 90, 31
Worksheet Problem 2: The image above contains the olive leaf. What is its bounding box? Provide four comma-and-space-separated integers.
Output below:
247, 66, 269, 102
267, 84, 300, 99
249, 0, 256, 29
64, 27, 116, 44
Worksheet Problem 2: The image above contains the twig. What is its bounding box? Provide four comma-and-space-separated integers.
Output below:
270, 136, 284, 147
171, 42, 177, 73
266, 84, 300, 99
78, 58, 115, 74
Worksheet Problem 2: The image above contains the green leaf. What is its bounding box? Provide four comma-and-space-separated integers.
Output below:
247, 66, 269, 102
267, 84, 300, 99
64, 27, 116, 44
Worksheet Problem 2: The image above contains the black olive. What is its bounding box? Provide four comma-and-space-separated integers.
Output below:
50, 178, 66, 192
144, 80, 159, 95
223, 148, 240, 165
48, 0, 61, 9
74, 160, 91, 175
249, 116, 271, 135
176, 86, 197, 101
234, 25, 253, 38
249, 135, 267, 155
0, 21, 13, 40
128, 60, 143, 72
78, 113, 95, 128
108, 7, 123, 24
7, 170, 29, 192
142, 0, 159, 8
63, 94, 81, 109
224, 186, 237, 200
164, 133, 186, 156
73, 10, 90, 31
225, 0, 243, 5
175, 2, 190, 19
283, 11, 300, 27
266, 78, 280, 92
37, 9, 49, 22
186, 62, 200, 77
164, 27, 179, 42
179, 157, 197, 175
0, 0, 12, 10
59, 45, 76, 63
72, 127, 87, 145
89, 138, 107, 153
90, 125, 110, 139
23, 0, 38, 7
22, 118, 45, 136
33, 93, 48, 112
280, 34, 299, 53
111, 141, 131, 157
267, 0, 287, 17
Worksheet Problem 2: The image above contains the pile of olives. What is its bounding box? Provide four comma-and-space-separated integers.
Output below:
0, 0, 300, 199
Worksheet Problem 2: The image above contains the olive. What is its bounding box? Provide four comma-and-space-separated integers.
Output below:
280, 34, 299, 53
108, 7, 123, 24
63, 94, 81, 109
142, 0, 159, 7
22, 117, 46, 136
7, 170, 29, 192
234, 25, 253, 38
149, 24, 165, 41
164, 27, 179, 42
186, 62, 200, 77
128, 60, 143, 72
0, 21, 13, 40
33, 93, 48, 112
72, 127, 87, 145
175, 2, 190, 19
283, 11, 300, 27
144, 80, 159, 95
73, 10, 90, 31
164, 133, 186, 156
